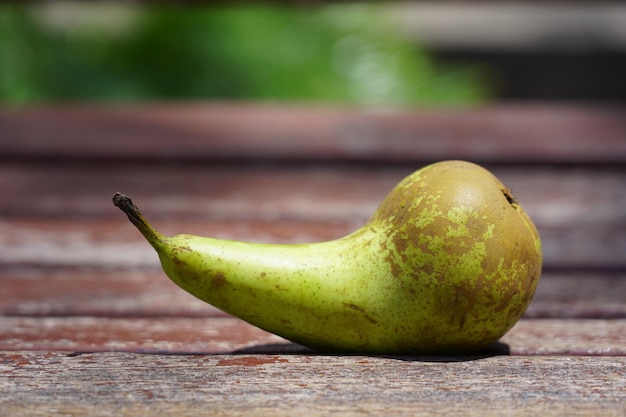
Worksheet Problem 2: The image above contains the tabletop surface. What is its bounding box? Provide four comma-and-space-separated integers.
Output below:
1, 103, 625, 416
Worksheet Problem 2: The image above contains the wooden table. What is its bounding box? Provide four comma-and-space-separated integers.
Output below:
1, 103, 625, 416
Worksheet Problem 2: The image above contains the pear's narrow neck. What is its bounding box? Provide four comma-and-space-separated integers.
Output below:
163, 224, 382, 283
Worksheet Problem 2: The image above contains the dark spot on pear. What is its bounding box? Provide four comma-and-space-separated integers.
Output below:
343, 303, 378, 325
212, 273, 227, 288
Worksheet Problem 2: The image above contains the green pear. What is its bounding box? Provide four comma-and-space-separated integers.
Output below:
113, 160, 541, 354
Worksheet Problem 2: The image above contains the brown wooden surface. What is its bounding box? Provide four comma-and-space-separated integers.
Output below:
2, 103, 626, 163
2, 353, 625, 417
1, 103, 625, 415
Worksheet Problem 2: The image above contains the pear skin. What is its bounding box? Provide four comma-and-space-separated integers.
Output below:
114, 160, 542, 354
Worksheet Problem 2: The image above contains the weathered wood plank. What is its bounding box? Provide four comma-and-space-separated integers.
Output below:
2, 103, 625, 163
0, 267, 224, 318
3, 163, 625, 270
3, 162, 625, 268
1, 268, 624, 318
2, 162, 625, 226
0, 317, 285, 354
1, 352, 625, 417
2, 163, 625, 265
1, 217, 624, 270
503, 319, 626, 356
0, 317, 624, 356
525, 273, 626, 319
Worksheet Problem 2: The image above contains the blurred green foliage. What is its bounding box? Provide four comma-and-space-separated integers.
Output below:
0, 4, 491, 105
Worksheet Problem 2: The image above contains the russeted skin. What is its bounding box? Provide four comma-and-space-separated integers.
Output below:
114, 160, 542, 354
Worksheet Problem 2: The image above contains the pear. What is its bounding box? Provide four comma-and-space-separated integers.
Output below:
113, 160, 541, 354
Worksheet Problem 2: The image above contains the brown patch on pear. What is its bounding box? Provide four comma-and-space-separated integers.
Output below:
369, 160, 542, 352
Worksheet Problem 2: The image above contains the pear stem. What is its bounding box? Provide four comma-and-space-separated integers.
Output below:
112, 192, 165, 244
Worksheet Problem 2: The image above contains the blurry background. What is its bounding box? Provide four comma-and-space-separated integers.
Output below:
2, 1, 625, 106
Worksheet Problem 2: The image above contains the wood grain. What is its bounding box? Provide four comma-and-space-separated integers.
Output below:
2, 352, 625, 417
